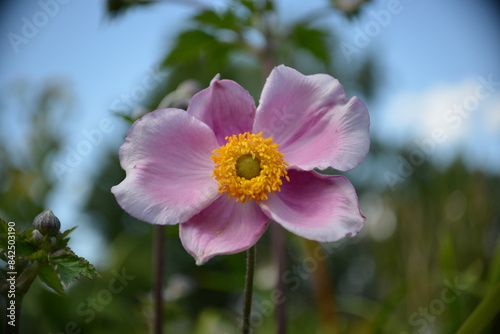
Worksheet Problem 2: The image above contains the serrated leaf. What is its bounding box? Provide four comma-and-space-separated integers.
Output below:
50, 250, 100, 286
39, 264, 65, 295
55, 226, 77, 249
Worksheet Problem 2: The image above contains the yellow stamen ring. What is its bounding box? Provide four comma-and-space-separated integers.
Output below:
211, 132, 290, 202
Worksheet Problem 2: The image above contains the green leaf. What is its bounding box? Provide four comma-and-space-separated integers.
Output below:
456, 282, 500, 334
15, 229, 39, 257
54, 226, 77, 249
264, 0, 274, 11
1, 216, 98, 297
58, 226, 77, 239
0, 219, 35, 261
290, 25, 330, 66
0, 217, 7, 235
487, 238, 500, 290
106, 0, 155, 19
193, 10, 238, 30
114, 112, 136, 124
25, 249, 48, 262
164, 30, 219, 66
240, 0, 256, 12
0, 218, 9, 261
39, 264, 65, 295
50, 249, 100, 287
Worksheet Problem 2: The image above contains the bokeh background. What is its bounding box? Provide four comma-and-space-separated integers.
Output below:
1, 0, 499, 333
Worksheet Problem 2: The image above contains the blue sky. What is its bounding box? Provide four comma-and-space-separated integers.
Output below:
1, 0, 499, 263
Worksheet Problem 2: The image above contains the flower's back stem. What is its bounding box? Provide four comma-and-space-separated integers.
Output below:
242, 245, 256, 334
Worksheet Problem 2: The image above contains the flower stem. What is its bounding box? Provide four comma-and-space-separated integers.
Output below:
456, 281, 500, 334
303, 239, 339, 333
272, 224, 287, 334
242, 245, 256, 334
153, 225, 164, 334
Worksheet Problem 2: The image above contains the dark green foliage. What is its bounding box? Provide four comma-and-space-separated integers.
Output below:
289, 25, 331, 66
0, 218, 99, 296
106, 0, 155, 18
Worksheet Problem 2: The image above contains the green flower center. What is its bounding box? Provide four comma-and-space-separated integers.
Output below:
236, 154, 261, 180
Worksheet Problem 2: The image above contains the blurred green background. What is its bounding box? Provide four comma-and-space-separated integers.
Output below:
1, 0, 499, 333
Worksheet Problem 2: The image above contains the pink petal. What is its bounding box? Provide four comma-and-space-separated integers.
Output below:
258, 169, 365, 242
253, 65, 370, 171
187, 76, 256, 145
180, 196, 270, 265
111, 109, 220, 226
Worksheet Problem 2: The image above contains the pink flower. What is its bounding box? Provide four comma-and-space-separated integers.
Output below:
112, 65, 370, 265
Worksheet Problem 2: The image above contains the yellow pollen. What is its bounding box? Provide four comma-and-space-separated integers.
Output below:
211, 132, 290, 202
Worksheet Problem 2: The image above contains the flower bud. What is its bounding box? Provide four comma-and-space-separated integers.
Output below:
33, 209, 61, 236
32, 229, 44, 241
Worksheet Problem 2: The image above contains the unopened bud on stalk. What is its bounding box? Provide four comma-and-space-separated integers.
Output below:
33, 209, 61, 236
32, 229, 44, 241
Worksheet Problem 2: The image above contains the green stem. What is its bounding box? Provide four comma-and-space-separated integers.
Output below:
272, 224, 286, 334
456, 282, 500, 334
242, 245, 256, 334
153, 225, 164, 334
